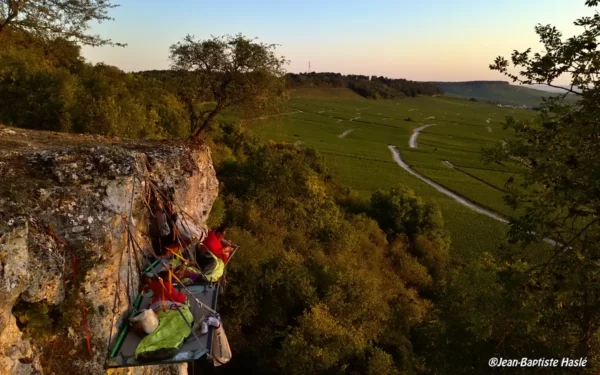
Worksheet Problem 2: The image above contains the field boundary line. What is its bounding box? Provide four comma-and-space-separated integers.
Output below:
442, 160, 508, 193
389, 146, 560, 246
388, 145, 509, 223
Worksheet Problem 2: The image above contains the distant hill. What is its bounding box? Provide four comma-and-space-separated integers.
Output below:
524, 84, 582, 94
289, 87, 363, 99
432, 81, 578, 106
287, 73, 442, 99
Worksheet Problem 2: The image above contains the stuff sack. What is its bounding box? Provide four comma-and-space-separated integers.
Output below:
129, 309, 159, 335
211, 323, 232, 366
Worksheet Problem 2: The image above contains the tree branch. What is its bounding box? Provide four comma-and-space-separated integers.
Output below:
526, 218, 599, 274
545, 83, 583, 96
0, 0, 20, 30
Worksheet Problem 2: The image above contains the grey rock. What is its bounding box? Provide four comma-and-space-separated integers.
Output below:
0, 126, 219, 375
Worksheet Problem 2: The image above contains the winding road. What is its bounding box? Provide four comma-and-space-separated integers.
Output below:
409, 124, 436, 148
389, 128, 559, 246
388, 145, 508, 223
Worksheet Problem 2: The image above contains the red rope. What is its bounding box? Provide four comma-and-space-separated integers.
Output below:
82, 306, 93, 357
40, 224, 93, 357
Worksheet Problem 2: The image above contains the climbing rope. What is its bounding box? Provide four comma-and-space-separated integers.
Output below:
106, 175, 140, 364
146, 181, 208, 273
106, 173, 229, 365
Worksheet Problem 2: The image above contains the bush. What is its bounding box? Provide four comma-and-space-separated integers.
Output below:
0, 30, 187, 139
209, 130, 451, 373
207, 196, 226, 228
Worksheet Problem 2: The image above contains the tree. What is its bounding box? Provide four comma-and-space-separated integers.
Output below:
0, 29, 79, 132
369, 186, 450, 283
169, 34, 287, 141
486, 0, 600, 364
0, 0, 122, 46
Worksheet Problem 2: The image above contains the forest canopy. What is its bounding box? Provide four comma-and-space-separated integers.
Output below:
286, 72, 442, 98
204, 123, 450, 374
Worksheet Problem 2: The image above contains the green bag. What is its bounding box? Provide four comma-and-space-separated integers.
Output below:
135, 305, 193, 361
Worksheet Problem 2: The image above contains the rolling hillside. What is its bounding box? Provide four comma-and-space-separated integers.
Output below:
433, 81, 578, 106
253, 94, 537, 261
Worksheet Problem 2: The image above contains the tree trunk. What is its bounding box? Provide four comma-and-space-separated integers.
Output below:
189, 116, 198, 141
190, 104, 224, 142
576, 291, 598, 357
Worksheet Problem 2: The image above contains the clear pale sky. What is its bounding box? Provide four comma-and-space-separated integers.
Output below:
82, 0, 594, 83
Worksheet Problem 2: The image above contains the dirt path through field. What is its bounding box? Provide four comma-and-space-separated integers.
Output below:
390, 138, 558, 245
338, 129, 358, 138
409, 124, 436, 148
388, 145, 509, 222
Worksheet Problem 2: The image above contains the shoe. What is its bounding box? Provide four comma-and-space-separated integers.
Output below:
206, 316, 221, 328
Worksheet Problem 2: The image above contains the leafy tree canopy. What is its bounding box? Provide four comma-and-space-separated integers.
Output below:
484, 0, 600, 367
0, 0, 122, 46
286, 72, 442, 98
202, 123, 451, 374
169, 34, 288, 141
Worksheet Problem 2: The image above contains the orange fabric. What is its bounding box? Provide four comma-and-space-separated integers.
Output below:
164, 243, 181, 254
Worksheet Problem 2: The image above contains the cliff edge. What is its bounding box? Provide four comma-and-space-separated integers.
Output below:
0, 125, 219, 375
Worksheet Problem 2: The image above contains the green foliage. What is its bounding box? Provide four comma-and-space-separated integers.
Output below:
253, 80, 559, 373
0, 30, 187, 138
0, 31, 78, 131
72, 64, 167, 138
12, 300, 57, 338
169, 34, 288, 140
286, 72, 441, 99
428, 1, 600, 371
370, 186, 441, 238
207, 196, 225, 228
0, 0, 122, 47
211, 125, 446, 374
369, 186, 450, 283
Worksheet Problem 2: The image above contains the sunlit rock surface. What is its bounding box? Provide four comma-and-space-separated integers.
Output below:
0, 125, 218, 375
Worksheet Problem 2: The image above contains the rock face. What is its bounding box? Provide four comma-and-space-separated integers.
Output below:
0, 126, 219, 375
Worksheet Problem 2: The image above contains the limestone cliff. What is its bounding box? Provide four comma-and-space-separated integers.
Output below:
0, 125, 219, 375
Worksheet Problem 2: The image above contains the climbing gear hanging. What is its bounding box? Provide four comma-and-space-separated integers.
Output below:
106, 174, 225, 369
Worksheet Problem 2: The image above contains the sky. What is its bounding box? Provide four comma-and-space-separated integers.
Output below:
82, 0, 595, 84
